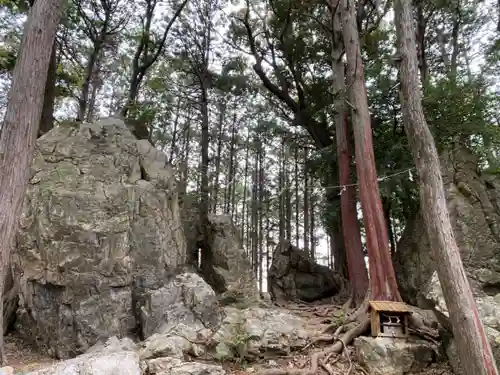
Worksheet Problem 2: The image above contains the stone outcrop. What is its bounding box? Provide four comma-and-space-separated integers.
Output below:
137, 272, 223, 339
181, 195, 259, 303
13, 118, 187, 358
421, 273, 500, 374
395, 149, 500, 304
394, 148, 500, 369
139, 304, 314, 362
22, 337, 140, 375
354, 337, 445, 375
268, 241, 341, 302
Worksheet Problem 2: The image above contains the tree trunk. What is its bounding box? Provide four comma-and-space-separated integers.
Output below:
168, 97, 182, 163
341, 0, 401, 301
303, 148, 310, 254
77, 39, 103, 121
279, 143, 286, 243
258, 147, 264, 291
415, 0, 428, 85
310, 187, 316, 260
212, 102, 226, 213
241, 140, 250, 241
294, 145, 300, 248
226, 113, 237, 215
394, 0, 499, 373
331, 3, 369, 306
38, 38, 57, 137
199, 85, 213, 281
0, 0, 64, 364
284, 145, 292, 240
251, 142, 259, 274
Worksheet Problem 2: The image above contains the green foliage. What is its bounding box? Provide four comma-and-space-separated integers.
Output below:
0, 46, 16, 73
423, 77, 500, 152
214, 320, 253, 363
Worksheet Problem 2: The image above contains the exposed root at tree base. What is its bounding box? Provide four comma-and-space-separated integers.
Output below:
344, 304, 367, 324
256, 317, 371, 375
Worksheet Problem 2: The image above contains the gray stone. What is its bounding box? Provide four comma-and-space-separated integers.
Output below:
22, 337, 140, 375
181, 195, 259, 302
421, 273, 500, 374
139, 323, 205, 360
395, 149, 500, 304
138, 272, 223, 338
140, 305, 314, 361
213, 306, 311, 359
395, 149, 500, 367
268, 241, 341, 302
23, 352, 140, 375
145, 357, 225, 375
13, 118, 186, 358
0, 367, 14, 375
355, 337, 438, 375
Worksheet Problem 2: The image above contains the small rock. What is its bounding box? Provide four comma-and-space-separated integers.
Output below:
146, 357, 225, 375
23, 351, 140, 375
355, 336, 437, 375
0, 366, 14, 375
139, 323, 204, 360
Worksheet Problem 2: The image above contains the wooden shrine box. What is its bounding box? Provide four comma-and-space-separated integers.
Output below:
368, 301, 410, 338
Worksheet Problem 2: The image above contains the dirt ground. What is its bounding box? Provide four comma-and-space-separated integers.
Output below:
4, 333, 56, 373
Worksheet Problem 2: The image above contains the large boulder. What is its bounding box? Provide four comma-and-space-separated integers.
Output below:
140, 305, 315, 362
22, 337, 140, 375
420, 273, 500, 374
137, 272, 223, 339
394, 148, 500, 368
354, 336, 443, 375
395, 149, 500, 304
13, 118, 187, 358
181, 196, 259, 303
268, 241, 342, 302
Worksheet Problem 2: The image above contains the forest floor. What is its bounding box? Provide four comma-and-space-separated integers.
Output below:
3, 301, 455, 375
4, 333, 56, 373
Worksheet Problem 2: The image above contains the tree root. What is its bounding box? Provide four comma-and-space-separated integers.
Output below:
256, 317, 370, 375
345, 301, 369, 323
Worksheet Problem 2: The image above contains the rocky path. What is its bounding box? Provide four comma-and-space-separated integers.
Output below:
3, 300, 454, 375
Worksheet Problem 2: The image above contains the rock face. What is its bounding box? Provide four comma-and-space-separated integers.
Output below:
268, 241, 341, 302
421, 273, 500, 374
181, 195, 259, 302
13, 118, 187, 358
137, 272, 223, 339
139, 305, 314, 362
394, 148, 500, 369
395, 149, 500, 304
354, 337, 440, 375
23, 337, 140, 375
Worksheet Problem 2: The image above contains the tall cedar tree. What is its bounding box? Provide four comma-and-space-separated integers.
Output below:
330, 0, 368, 307
341, 0, 401, 301
0, 0, 65, 363
394, 0, 499, 372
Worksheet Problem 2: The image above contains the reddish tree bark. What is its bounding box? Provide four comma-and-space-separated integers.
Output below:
395, 0, 499, 372
0, 0, 65, 363
339, 116, 369, 305
341, 0, 401, 301
331, 0, 368, 306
